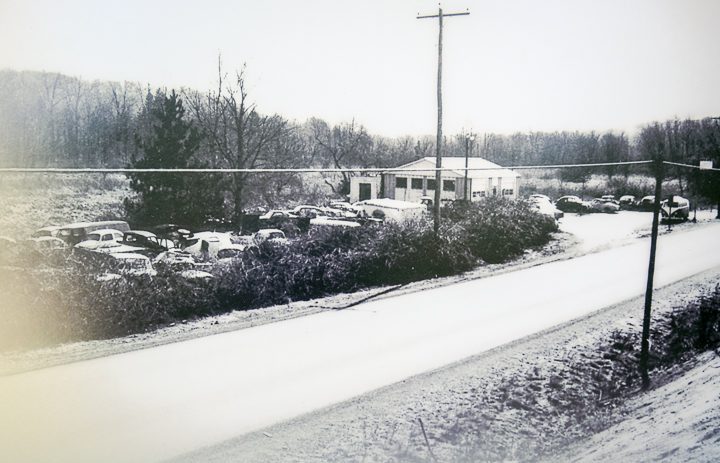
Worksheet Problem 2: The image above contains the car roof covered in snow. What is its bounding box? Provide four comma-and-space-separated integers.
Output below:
358, 198, 426, 210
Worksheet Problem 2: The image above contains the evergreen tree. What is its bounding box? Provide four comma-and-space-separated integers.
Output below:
124, 89, 224, 226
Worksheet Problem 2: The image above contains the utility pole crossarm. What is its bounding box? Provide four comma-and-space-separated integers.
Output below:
417, 12, 470, 19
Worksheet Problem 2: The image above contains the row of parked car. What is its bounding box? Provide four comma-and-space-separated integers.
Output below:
257, 201, 384, 228
22, 220, 291, 281
546, 193, 690, 222
528, 193, 625, 220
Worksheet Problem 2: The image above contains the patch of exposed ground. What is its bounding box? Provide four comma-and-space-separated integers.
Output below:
171, 269, 720, 463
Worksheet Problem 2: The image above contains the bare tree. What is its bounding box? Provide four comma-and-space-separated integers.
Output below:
309, 118, 372, 194
187, 60, 291, 221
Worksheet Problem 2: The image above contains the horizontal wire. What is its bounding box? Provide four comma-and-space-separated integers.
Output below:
663, 160, 720, 172
0, 160, 655, 174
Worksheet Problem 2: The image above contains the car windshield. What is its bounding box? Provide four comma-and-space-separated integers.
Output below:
86, 233, 101, 241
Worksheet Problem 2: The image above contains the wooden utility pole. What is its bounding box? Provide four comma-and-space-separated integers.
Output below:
464, 132, 475, 202
417, 7, 469, 234
640, 157, 664, 389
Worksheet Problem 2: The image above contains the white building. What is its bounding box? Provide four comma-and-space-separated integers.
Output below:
348, 175, 381, 203
380, 157, 521, 203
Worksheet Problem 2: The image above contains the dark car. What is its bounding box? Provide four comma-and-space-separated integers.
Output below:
151, 224, 194, 246
618, 195, 636, 209
119, 231, 174, 256
555, 195, 590, 213
638, 195, 656, 212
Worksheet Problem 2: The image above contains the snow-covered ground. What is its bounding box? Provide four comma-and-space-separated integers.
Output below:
174, 269, 720, 463
558, 209, 717, 253
551, 351, 720, 463
1, 216, 719, 463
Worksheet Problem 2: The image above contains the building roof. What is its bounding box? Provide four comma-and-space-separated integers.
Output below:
389, 157, 520, 179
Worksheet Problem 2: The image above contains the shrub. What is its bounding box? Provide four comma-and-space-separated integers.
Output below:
595, 285, 720, 394
661, 285, 720, 362
443, 198, 558, 263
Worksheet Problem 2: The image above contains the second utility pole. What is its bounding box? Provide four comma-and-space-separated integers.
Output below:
418, 6, 469, 234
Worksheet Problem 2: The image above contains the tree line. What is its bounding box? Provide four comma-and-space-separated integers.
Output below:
1, 68, 718, 223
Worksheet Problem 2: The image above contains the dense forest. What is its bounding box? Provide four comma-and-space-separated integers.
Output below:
1, 68, 718, 218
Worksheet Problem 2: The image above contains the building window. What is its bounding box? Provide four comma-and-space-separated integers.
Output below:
443, 180, 455, 192
503, 188, 514, 196
411, 178, 423, 190
472, 191, 486, 198
396, 177, 407, 189
426, 179, 436, 190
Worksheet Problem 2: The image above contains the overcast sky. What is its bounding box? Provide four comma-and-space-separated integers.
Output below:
1, 0, 719, 137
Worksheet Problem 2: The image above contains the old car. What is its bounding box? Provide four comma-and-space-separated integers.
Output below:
154, 248, 195, 268
529, 193, 552, 202
216, 244, 246, 261
310, 216, 361, 228
589, 198, 620, 213
555, 195, 590, 213
74, 229, 126, 250
152, 224, 194, 246
253, 228, 288, 245
110, 253, 157, 277
181, 231, 234, 259
638, 195, 656, 211
95, 252, 158, 281
259, 210, 297, 220
142, 249, 212, 281
291, 205, 329, 218
328, 201, 363, 217
529, 196, 564, 219
30, 225, 61, 239
57, 220, 130, 246
660, 196, 690, 223
29, 236, 67, 251
119, 230, 174, 254
618, 195, 636, 209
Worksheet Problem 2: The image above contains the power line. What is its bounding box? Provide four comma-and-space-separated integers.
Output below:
0, 160, 655, 174
663, 160, 720, 172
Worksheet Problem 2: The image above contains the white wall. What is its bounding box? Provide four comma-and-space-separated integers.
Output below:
349, 176, 381, 203
470, 176, 519, 201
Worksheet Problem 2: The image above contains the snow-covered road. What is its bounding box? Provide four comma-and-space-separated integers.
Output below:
1, 223, 719, 463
